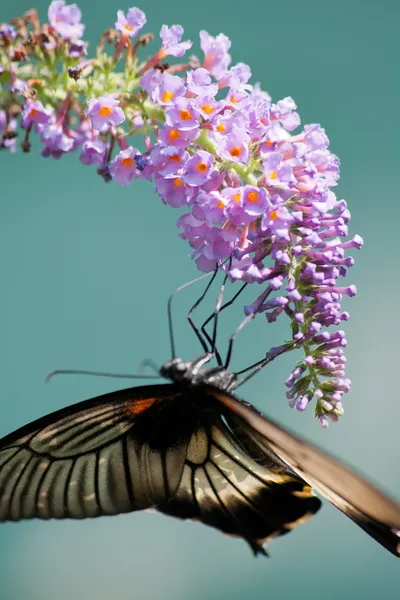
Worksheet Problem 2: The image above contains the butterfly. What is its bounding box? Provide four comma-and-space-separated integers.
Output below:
0, 273, 400, 558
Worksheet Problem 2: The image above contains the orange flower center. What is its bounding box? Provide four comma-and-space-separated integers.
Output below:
233, 193, 241, 203
179, 109, 192, 121
201, 103, 214, 115
270, 210, 279, 220
270, 170, 277, 179
247, 191, 259, 203
217, 200, 225, 209
216, 123, 225, 133
168, 154, 181, 162
230, 147, 242, 158
162, 91, 174, 103
29, 108, 38, 118
125, 24, 133, 31
196, 162, 207, 173
98, 106, 112, 117
173, 178, 184, 187
168, 129, 180, 141
121, 157, 133, 168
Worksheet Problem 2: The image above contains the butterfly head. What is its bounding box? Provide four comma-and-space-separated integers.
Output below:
160, 356, 237, 391
159, 358, 190, 382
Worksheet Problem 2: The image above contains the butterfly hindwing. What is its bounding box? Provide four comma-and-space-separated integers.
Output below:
212, 387, 400, 557
0, 385, 191, 522
158, 386, 321, 554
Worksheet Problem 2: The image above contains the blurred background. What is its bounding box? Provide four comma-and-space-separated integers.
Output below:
1, 0, 399, 598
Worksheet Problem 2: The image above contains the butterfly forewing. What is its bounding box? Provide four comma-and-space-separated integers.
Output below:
0, 386, 190, 522
213, 387, 400, 557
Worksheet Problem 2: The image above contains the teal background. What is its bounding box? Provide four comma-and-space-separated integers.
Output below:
1, 0, 399, 598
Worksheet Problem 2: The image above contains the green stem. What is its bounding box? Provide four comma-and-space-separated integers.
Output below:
142, 98, 165, 122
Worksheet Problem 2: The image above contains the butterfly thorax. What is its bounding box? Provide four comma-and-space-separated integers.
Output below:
159, 354, 237, 392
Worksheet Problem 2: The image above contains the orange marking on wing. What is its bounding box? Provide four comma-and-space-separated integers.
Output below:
126, 396, 158, 416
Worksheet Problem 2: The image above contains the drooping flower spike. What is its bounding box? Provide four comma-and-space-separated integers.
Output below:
0, 2, 363, 424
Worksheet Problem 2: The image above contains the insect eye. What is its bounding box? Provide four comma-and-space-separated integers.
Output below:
175, 362, 186, 372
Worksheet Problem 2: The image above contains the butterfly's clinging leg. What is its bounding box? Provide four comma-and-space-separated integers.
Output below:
167, 270, 216, 359
200, 282, 247, 359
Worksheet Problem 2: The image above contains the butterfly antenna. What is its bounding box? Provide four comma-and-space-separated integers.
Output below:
45, 369, 162, 383
167, 271, 214, 359
139, 358, 161, 375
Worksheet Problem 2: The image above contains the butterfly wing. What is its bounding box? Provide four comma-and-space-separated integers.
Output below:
157, 387, 321, 555
0, 385, 191, 522
212, 387, 400, 557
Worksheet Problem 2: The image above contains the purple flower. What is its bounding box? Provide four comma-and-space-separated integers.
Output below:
68, 119, 92, 152
226, 186, 269, 226
191, 191, 226, 224
220, 127, 250, 163
86, 95, 125, 132
225, 88, 250, 110
149, 145, 189, 176
199, 228, 239, 262
110, 147, 139, 185
48, 1, 84, 39
218, 63, 252, 89
115, 8, 146, 38
250, 82, 272, 102
262, 203, 297, 240
152, 73, 186, 106
302, 124, 330, 150
40, 123, 74, 158
196, 254, 218, 272
0, 24, 16, 42
21, 101, 53, 129
68, 39, 87, 58
155, 175, 193, 207
160, 24, 192, 57
165, 97, 200, 131
200, 31, 231, 80
186, 69, 218, 97
247, 99, 271, 139
178, 212, 211, 249
195, 96, 224, 120
182, 151, 214, 186
157, 125, 199, 148
139, 69, 163, 96
80, 139, 106, 165
263, 153, 294, 188
211, 112, 243, 138
271, 97, 300, 131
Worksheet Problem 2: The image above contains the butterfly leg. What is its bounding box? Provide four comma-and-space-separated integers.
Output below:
167, 270, 217, 359
200, 283, 247, 364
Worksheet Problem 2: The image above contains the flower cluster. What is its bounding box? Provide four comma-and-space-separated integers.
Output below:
0, 2, 363, 425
